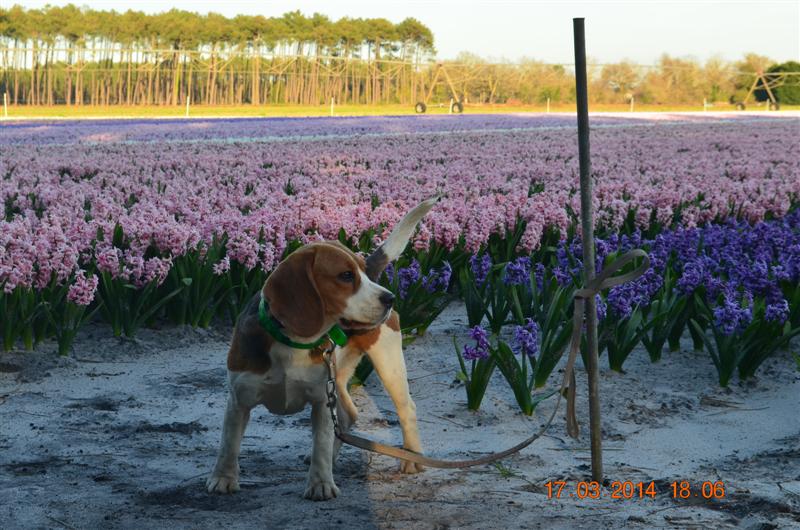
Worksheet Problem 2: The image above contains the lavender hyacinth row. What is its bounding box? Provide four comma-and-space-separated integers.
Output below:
1, 113, 788, 145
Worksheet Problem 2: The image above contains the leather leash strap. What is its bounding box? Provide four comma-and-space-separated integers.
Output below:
325, 249, 650, 469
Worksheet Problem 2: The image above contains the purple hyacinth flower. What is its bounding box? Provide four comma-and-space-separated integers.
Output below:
595, 295, 607, 321
677, 259, 706, 295
470, 254, 492, 287
503, 256, 532, 286
533, 262, 546, 292
713, 291, 753, 336
512, 318, 540, 358
463, 325, 490, 361
422, 261, 452, 293
765, 299, 790, 324
608, 286, 634, 318
397, 259, 421, 299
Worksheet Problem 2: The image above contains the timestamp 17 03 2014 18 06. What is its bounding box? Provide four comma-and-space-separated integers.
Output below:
545, 480, 726, 500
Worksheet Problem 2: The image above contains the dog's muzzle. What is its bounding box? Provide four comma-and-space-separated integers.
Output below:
340, 304, 392, 330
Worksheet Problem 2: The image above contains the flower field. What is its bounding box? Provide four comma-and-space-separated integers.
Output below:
1, 114, 799, 398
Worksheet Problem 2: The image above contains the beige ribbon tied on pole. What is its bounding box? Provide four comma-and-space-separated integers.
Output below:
563, 248, 650, 438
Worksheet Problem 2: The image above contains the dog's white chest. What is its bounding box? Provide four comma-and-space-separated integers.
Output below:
259, 378, 304, 414
260, 371, 322, 414
230, 349, 327, 415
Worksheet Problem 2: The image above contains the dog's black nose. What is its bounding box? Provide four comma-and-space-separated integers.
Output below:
379, 291, 395, 308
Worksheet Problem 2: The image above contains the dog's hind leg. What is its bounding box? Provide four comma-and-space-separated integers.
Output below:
364, 325, 424, 474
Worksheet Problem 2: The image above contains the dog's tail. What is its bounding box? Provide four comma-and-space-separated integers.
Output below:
365, 196, 441, 281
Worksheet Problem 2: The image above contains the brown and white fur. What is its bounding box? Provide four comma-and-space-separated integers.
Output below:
207, 197, 438, 500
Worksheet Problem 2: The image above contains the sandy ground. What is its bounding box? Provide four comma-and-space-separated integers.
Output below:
1, 302, 799, 529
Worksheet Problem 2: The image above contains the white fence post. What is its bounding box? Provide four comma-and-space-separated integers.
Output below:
629, 95, 634, 112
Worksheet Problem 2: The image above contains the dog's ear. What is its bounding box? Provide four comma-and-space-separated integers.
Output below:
264, 247, 325, 339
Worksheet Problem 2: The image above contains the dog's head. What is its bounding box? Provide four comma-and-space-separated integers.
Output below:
263, 241, 395, 339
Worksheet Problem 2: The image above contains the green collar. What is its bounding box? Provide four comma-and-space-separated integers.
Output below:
258, 294, 348, 350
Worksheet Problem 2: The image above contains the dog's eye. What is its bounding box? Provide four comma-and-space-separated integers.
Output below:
338, 271, 355, 283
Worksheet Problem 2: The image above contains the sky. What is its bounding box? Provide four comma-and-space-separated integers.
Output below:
11, 0, 800, 65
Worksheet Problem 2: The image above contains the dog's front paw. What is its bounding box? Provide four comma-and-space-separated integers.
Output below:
399, 459, 425, 474
304, 453, 341, 470
206, 474, 240, 494
303, 479, 340, 501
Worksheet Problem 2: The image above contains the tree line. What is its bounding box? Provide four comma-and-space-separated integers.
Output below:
454, 53, 799, 106
0, 5, 435, 106
0, 4, 797, 107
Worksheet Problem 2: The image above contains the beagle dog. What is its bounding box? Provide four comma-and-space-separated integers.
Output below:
207, 198, 438, 500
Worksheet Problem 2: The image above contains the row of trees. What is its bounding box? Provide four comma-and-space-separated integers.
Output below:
0, 5, 435, 59
590, 56, 799, 105
0, 5, 435, 105
0, 4, 797, 107
409, 53, 797, 107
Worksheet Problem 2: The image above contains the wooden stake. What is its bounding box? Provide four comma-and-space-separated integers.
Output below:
573, 17, 603, 484
3, 92, 7, 118
185, 94, 190, 117
331, 96, 335, 116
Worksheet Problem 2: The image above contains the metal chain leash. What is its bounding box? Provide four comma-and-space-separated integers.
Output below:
322, 344, 343, 436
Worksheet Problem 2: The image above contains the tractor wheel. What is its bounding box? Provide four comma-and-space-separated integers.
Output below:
451, 101, 464, 113
769, 101, 780, 111
735, 102, 746, 111
415, 102, 427, 114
